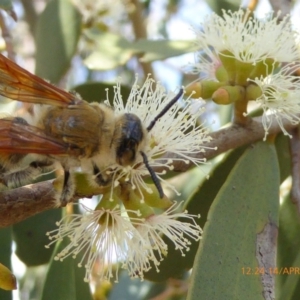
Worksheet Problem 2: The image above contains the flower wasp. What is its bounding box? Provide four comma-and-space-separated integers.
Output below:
0, 54, 183, 204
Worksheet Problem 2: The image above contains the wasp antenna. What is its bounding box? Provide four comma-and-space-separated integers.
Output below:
146, 88, 184, 132
140, 151, 164, 198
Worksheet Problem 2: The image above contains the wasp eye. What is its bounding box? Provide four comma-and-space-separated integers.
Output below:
117, 138, 138, 166
115, 113, 144, 166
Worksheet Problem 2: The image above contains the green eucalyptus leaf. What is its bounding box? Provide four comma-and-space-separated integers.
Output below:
0, 0, 12, 10
13, 209, 61, 266
275, 133, 291, 182
35, 0, 81, 83
144, 146, 247, 281
142, 281, 166, 300
134, 39, 198, 62
277, 192, 300, 300
187, 142, 280, 300
73, 82, 131, 104
108, 271, 161, 300
0, 227, 12, 299
41, 237, 93, 300
83, 30, 134, 70
83, 28, 198, 69
206, 0, 241, 16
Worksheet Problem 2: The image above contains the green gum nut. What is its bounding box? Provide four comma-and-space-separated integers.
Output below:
234, 60, 255, 86
95, 190, 121, 211
219, 51, 236, 84
185, 82, 201, 98
119, 186, 154, 219
143, 184, 173, 209
200, 80, 226, 99
245, 84, 263, 101
249, 59, 278, 79
74, 172, 108, 196
212, 85, 245, 105
215, 65, 229, 82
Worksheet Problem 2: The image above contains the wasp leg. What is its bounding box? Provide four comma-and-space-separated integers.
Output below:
0, 158, 55, 188
0, 153, 27, 188
58, 168, 75, 206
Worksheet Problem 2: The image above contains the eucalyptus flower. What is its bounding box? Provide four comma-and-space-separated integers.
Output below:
46, 201, 202, 282
105, 76, 213, 200
190, 8, 300, 87
194, 9, 299, 67
249, 63, 300, 139
131, 201, 202, 272
45, 204, 150, 282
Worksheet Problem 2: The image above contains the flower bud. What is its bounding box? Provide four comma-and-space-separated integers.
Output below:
215, 65, 229, 82
245, 84, 263, 101
185, 81, 202, 98
198, 80, 225, 99
212, 86, 245, 104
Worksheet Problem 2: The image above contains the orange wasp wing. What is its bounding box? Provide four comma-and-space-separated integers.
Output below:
0, 54, 81, 107
0, 118, 74, 155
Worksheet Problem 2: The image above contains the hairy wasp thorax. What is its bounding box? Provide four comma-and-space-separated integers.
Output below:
42, 103, 115, 158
